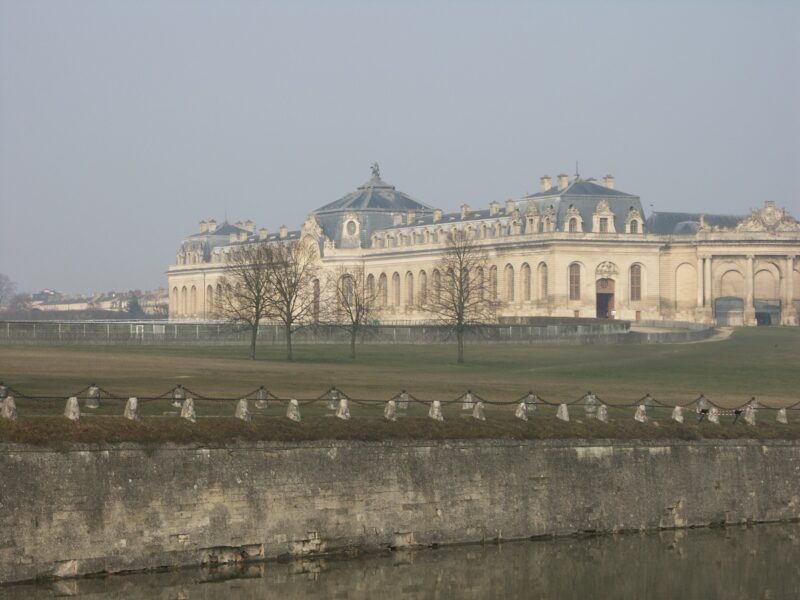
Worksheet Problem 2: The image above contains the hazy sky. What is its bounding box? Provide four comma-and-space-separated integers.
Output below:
1, 1, 798, 294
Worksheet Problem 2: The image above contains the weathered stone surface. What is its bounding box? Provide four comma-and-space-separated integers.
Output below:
172, 385, 186, 408
556, 404, 569, 422
744, 405, 756, 426
777, 408, 788, 424
287, 399, 301, 422
64, 397, 80, 421
515, 401, 528, 421
180, 398, 196, 423
584, 393, 598, 417
472, 401, 486, 421
254, 387, 269, 409
634, 405, 647, 423
672, 406, 684, 423
1, 396, 16, 421
397, 391, 410, 410
428, 400, 444, 421
596, 404, 608, 423
0, 439, 798, 584
462, 392, 474, 411
335, 398, 350, 420
85, 385, 100, 409
384, 399, 397, 421
235, 399, 251, 422
708, 408, 720, 424
123, 397, 138, 420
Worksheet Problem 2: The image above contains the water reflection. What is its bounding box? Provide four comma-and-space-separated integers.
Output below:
7, 524, 800, 599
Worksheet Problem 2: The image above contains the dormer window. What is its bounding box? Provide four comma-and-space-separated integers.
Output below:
630, 220, 638, 234
599, 218, 609, 233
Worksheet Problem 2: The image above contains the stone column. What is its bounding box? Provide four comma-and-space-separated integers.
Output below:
745, 255, 756, 325
784, 255, 797, 325
703, 255, 712, 308
696, 256, 704, 308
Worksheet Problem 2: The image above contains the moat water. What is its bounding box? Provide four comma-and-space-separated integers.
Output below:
7, 523, 800, 599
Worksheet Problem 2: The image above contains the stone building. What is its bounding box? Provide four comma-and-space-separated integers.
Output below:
168, 165, 800, 326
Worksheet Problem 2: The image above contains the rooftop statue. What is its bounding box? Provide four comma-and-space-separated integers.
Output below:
371, 162, 380, 179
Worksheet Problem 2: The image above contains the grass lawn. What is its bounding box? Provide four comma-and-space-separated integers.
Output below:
0, 327, 797, 443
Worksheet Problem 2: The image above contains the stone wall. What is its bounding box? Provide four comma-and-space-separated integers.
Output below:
2, 439, 798, 584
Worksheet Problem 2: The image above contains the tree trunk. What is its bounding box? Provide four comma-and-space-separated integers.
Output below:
350, 326, 357, 359
457, 328, 464, 364
249, 321, 258, 360
285, 322, 293, 361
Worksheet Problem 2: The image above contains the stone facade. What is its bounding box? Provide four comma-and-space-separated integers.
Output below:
167, 168, 800, 326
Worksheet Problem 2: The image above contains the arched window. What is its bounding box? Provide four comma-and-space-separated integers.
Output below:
190, 286, 197, 315
206, 285, 214, 316
378, 273, 388, 307
538, 263, 548, 300
630, 264, 642, 302
489, 266, 498, 300
504, 264, 515, 302
181, 286, 188, 316
366, 274, 375, 302
406, 272, 414, 306
341, 275, 354, 307
569, 218, 578, 233
392, 272, 401, 306
432, 269, 441, 303
630, 220, 639, 234
418, 270, 428, 305
569, 264, 580, 301
171, 287, 179, 314
475, 267, 485, 300
521, 263, 531, 301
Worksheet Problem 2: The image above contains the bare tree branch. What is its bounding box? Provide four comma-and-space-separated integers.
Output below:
322, 262, 381, 359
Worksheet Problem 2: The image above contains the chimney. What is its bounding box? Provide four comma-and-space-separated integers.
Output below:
229, 232, 238, 243
540, 175, 552, 193
259, 227, 268, 241
433, 208, 443, 222
393, 213, 403, 226
199, 221, 208, 234
279, 225, 288, 239
460, 204, 470, 219
489, 201, 500, 216
207, 219, 217, 233
245, 219, 255, 232
557, 174, 569, 191
505, 199, 515, 214
407, 209, 416, 223
603, 175, 615, 189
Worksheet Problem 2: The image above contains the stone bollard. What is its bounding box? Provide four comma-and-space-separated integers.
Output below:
235, 398, 251, 422
1, 396, 17, 421
672, 406, 684, 423
708, 407, 720, 424
254, 386, 269, 409
173, 384, 186, 408
596, 404, 609, 423
696, 396, 709, 414
328, 388, 340, 410
428, 400, 444, 422
525, 393, 539, 411
64, 397, 80, 422
584, 392, 598, 418
777, 408, 788, 424
0, 382, 7, 399
462, 391, 475, 411
287, 399, 301, 422
398, 391, 410, 410
336, 397, 351, 420
556, 404, 569, 422
472, 401, 486, 421
743, 405, 756, 426
384, 399, 398, 421
180, 398, 196, 423
124, 397, 139, 420
634, 404, 647, 423
85, 384, 100, 409
515, 401, 529, 421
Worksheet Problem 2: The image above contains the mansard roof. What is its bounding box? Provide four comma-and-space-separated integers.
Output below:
645, 212, 743, 235
313, 165, 433, 215
524, 178, 638, 199
187, 221, 250, 239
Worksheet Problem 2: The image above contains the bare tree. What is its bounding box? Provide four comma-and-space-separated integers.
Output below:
0, 274, 15, 306
426, 232, 497, 363
215, 242, 273, 360
323, 262, 381, 359
260, 239, 321, 361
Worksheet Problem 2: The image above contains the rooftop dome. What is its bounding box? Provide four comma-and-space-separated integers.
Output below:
314, 163, 433, 214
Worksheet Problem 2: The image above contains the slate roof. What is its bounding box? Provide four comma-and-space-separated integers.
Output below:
314, 174, 433, 214
645, 212, 743, 235
524, 179, 637, 199
188, 222, 250, 239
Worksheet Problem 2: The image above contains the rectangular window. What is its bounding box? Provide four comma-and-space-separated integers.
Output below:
599, 217, 609, 233
630, 265, 642, 302
569, 265, 581, 301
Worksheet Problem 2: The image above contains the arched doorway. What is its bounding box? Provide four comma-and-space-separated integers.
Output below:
596, 278, 616, 318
